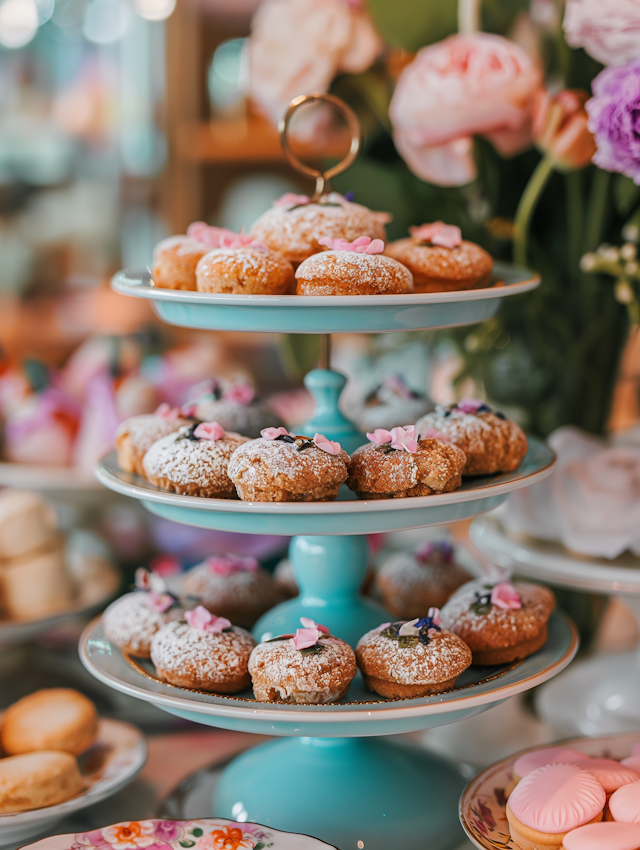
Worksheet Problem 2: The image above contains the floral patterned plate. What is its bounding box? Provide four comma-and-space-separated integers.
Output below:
0, 719, 146, 849
22, 818, 337, 850
459, 732, 640, 849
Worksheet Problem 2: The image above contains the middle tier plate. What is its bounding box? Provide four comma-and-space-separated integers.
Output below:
111, 262, 539, 334
95, 437, 554, 535
80, 612, 577, 738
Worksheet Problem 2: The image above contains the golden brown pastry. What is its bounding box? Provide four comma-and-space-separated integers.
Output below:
115, 406, 193, 476
152, 235, 209, 291
196, 240, 294, 295
0, 751, 84, 813
1, 689, 97, 757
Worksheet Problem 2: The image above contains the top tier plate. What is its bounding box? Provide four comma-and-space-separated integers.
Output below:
112, 262, 539, 334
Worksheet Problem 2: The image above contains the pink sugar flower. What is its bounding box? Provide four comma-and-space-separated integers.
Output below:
155, 403, 182, 420
378, 622, 391, 631
318, 235, 385, 254
410, 222, 462, 249
390, 426, 418, 453
206, 554, 259, 576
194, 421, 225, 441
421, 428, 450, 442
261, 426, 293, 440
490, 582, 521, 610
185, 605, 231, 633
290, 627, 322, 650
180, 402, 198, 418
313, 433, 342, 454
427, 606, 442, 626
144, 592, 174, 613
223, 384, 255, 405
187, 222, 237, 247
219, 231, 268, 251
455, 398, 485, 414
273, 193, 310, 208
366, 428, 393, 446
300, 616, 329, 634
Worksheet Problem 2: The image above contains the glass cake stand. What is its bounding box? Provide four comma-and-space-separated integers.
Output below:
82, 94, 573, 850
472, 514, 640, 738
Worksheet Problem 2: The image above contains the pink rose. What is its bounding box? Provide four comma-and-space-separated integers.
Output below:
420, 428, 450, 442
290, 627, 322, 650
144, 592, 174, 613
185, 605, 232, 633
490, 582, 522, 610
223, 384, 255, 406
410, 222, 462, 249
300, 616, 329, 633
273, 193, 310, 208
564, 0, 640, 67
154, 403, 182, 420
366, 428, 393, 446
318, 235, 385, 253
389, 33, 542, 186
194, 421, 225, 441
313, 433, 342, 454
248, 0, 382, 126
261, 426, 293, 440
206, 554, 259, 576
389, 426, 418, 453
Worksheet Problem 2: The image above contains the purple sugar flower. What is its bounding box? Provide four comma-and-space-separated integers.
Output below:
586, 60, 640, 185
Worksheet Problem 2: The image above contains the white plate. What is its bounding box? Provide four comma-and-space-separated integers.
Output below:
0, 718, 146, 848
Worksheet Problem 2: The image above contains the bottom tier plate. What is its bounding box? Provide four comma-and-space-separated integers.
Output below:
80, 612, 577, 737
459, 732, 640, 850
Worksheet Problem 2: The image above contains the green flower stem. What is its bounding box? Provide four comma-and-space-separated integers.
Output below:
584, 167, 610, 251
566, 171, 583, 288
513, 155, 555, 268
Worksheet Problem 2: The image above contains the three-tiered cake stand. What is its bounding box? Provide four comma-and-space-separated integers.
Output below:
81, 95, 576, 850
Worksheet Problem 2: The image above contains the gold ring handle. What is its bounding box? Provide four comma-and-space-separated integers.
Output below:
279, 93, 361, 201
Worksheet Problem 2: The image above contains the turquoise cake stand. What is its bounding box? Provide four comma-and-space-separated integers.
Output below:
81, 264, 578, 850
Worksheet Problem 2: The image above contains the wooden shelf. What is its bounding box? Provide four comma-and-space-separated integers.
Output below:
176, 114, 352, 163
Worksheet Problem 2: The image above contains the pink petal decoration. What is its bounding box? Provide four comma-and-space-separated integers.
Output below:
144, 591, 174, 613
410, 222, 462, 249
455, 398, 485, 414
290, 627, 322, 650
421, 428, 450, 442
366, 428, 393, 446
378, 622, 391, 631
206, 554, 260, 576
219, 231, 268, 251
185, 605, 232, 633
194, 421, 225, 441
273, 193, 310, 208
223, 384, 255, 405
187, 222, 236, 247
180, 402, 198, 418
490, 582, 522, 610
398, 618, 420, 636
300, 616, 330, 634
317, 235, 385, 254
389, 426, 418, 453
261, 426, 293, 440
427, 606, 442, 626
155, 403, 182, 420
313, 433, 342, 455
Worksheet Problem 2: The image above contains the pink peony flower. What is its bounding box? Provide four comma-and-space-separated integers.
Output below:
273, 193, 310, 208
154, 403, 182, 420
410, 222, 462, 249
564, 0, 640, 67
223, 384, 255, 405
389, 426, 418, 453
532, 88, 596, 171
300, 616, 330, 633
455, 398, 486, 414
587, 60, 640, 185
389, 33, 542, 186
313, 433, 342, 454
248, 0, 382, 126
187, 222, 237, 247
318, 235, 385, 254
194, 421, 225, 441
261, 426, 293, 440
206, 554, 259, 576
490, 582, 522, 610
366, 428, 393, 446
420, 428, 450, 442
290, 627, 322, 649
185, 605, 232, 633
144, 592, 174, 613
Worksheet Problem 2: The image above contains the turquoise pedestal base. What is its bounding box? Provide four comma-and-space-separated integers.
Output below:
301, 369, 364, 455
254, 535, 389, 646
214, 736, 466, 850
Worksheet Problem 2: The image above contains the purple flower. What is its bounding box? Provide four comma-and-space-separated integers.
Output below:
587, 60, 640, 185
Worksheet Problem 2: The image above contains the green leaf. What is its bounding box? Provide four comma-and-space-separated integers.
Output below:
397, 635, 419, 648
367, 0, 457, 52
179, 841, 195, 847
300, 644, 325, 656
470, 602, 492, 616
189, 830, 203, 838
277, 334, 322, 380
